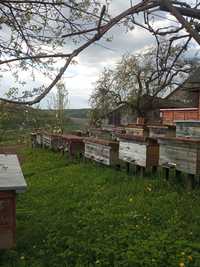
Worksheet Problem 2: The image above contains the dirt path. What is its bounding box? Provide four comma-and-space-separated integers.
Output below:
0, 144, 27, 163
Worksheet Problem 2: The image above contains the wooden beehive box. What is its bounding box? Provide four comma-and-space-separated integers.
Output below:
158, 137, 200, 175
118, 134, 159, 168
160, 108, 199, 125
50, 134, 63, 151
0, 155, 27, 249
36, 132, 43, 147
30, 132, 37, 147
125, 124, 149, 138
61, 134, 84, 157
89, 128, 113, 140
148, 125, 176, 139
176, 120, 200, 139
42, 132, 52, 148
84, 138, 119, 166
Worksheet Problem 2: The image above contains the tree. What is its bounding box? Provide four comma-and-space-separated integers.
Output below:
0, 0, 200, 105
48, 81, 69, 133
90, 41, 199, 122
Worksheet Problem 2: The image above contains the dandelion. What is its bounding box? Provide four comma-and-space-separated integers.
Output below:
188, 255, 193, 261
179, 262, 185, 267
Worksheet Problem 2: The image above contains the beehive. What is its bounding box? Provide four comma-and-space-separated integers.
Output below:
148, 125, 176, 139
84, 138, 119, 166
125, 124, 149, 138
0, 155, 27, 249
158, 137, 200, 175
118, 134, 159, 168
176, 120, 200, 139
61, 134, 84, 157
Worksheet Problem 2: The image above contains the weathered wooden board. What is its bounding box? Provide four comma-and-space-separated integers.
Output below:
158, 138, 200, 175
148, 125, 176, 139
61, 135, 84, 157
36, 133, 42, 146
125, 126, 149, 137
176, 120, 200, 139
118, 135, 159, 168
84, 138, 119, 166
160, 108, 199, 125
119, 141, 147, 167
85, 143, 111, 165
0, 192, 15, 249
42, 133, 52, 148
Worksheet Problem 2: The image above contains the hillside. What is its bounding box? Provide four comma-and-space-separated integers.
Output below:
0, 103, 90, 143
0, 104, 90, 130
64, 108, 90, 119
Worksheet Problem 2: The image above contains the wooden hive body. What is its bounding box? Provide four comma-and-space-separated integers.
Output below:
118, 135, 159, 168
176, 120, 200, 139
148, 125, 176, 139
158, 137, 200, 175
84, 138, 119, 166
0, 155, 27, 249
61, 135, 84, 157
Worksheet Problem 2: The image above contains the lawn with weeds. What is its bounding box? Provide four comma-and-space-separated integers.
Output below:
0, 148, 200, 267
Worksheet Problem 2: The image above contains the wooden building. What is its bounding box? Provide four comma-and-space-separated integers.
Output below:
0, 155, 27, 249
161, 68, 200, 125
84, 138, 119, 166
101, 96, 190, 128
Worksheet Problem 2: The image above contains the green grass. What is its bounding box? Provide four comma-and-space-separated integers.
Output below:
0, 148, 200, 267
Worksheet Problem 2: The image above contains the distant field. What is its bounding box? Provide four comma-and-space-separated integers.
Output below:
0, 148, 200, 267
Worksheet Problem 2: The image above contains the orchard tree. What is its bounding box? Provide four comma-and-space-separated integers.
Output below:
90, 41, 199, 121
0, 1, 200, 105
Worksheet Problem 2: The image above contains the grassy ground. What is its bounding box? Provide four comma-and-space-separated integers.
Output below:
0, 148, 200, 267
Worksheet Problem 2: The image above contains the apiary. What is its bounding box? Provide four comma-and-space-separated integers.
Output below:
84, 138, 119, 166
158, 137, 200, 175
0, 155, 27, 249
118, 134, 159, 168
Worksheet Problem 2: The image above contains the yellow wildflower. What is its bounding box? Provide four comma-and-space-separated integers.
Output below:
179, 262, 185, 267
188, 255, 193, 261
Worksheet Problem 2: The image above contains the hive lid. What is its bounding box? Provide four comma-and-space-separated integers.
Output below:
0, 155, 27, 193
61, 134, 83, 141
84, 137, 118, 146
118, 134, 158, 144
158, 136, 200, 144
